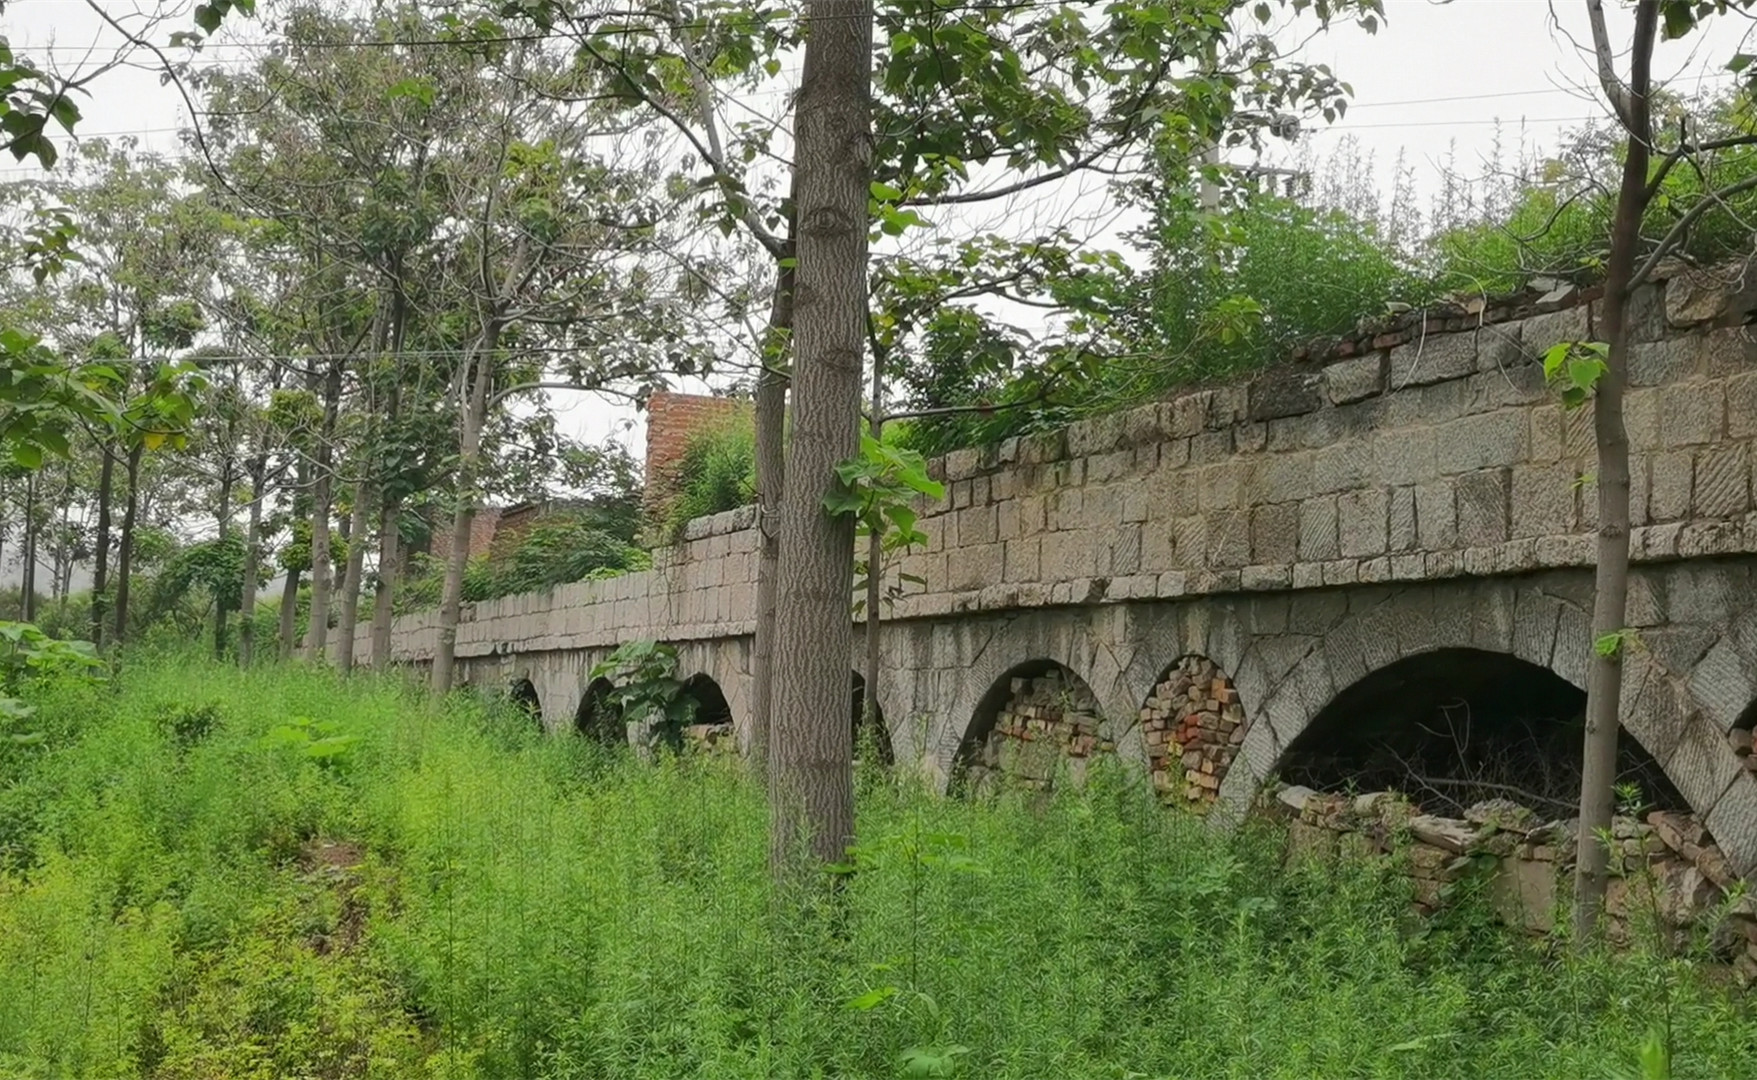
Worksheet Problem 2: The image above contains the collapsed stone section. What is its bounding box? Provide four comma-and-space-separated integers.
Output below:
1140, 655, 1247, 808
1275, 786, 1757, 985
963, 665, 1111, 792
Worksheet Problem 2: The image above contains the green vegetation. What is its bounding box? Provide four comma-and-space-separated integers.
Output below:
0, 655, 1751, 1079
662, 421, 757, 540
894, 89, 1757, 458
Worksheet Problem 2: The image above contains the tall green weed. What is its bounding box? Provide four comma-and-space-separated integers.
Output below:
0, 657, 1752, 1079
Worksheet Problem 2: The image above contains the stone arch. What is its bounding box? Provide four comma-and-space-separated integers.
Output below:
508, 677, 541, 723
677, 672, 736, 753
1211, 573, 1757, 876
953, 659, 1112, 794
925, 610, 1139, 788
575, 676, 622, 747
1139, 654, 1250, 809
1275, 647, 1687, 818
851, 671, 894, 768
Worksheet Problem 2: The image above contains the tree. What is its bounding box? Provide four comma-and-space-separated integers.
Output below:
1564, 0, 1757, 939
767, 0, 874, 871
540, 0, 1375, 797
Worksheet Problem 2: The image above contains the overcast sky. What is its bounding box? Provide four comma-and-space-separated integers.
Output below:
4, 0, 1751, 471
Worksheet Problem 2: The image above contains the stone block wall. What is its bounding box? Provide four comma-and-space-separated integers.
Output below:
1141, 655, 1246, 807
890, 275, 1757, 623
360, 264, 1757, 672
1276, 786, 1757, 984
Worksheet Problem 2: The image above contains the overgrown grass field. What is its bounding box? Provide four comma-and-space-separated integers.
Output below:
1, 657, 1752, 1078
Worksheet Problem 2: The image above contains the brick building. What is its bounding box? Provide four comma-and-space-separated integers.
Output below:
642, 391, 751, 521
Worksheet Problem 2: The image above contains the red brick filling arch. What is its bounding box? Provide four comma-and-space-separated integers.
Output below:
1141, 655, 1248, 808
954, 660, 1111, 793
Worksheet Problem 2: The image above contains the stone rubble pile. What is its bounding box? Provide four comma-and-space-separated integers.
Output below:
1273, 785, 1757, 985
1140, 656, 1247, 807
966, 669, 1111, 791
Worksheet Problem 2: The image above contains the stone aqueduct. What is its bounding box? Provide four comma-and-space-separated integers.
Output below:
351, 269, 1757, 877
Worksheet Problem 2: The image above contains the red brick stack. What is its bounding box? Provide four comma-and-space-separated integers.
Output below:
1141, 655, 1247, 807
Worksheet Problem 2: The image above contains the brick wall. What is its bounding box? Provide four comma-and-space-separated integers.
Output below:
643, 391, 752, 521
467, 507, 502, 560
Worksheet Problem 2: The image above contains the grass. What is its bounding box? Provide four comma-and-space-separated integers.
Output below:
0, 655, 1753, 1078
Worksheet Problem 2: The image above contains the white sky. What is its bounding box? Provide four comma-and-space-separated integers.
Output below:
3, 0, 1751, 472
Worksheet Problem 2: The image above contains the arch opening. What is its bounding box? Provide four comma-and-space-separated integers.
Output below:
1141, 654, 1249, 809
508, 678, 541, 725
851, 672, 893, 768
1280, 647, 1686, 817
678, 673, 735, 753
576, 676, 623, 747
954, 660, 1110, 794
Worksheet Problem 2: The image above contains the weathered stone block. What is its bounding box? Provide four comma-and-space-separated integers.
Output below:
1390, 331, 1476, 387
1206, 509, 1252, 569
1189, 429, 1234, 464
1299, 496, 1340, 561
1251, 503, 1299, 565
1649, 451, 1694, 522
1323, 353, 1385, 404
1372, 426, 1438, 486
1416, 480, 1458, 549
1003, 538, 1041, 583
1249, 368, 1325, 421
1660, 381, 1724, 447
1510, 463, 1577, 538
1436, 409, 1527, 474
1313, 441, 1373, 493
1388, 487, 1417, 552
1529, 404, 1563, 462
1339, 488, 1389, 558
1624, 389, 1661, 451
1519, 305, 1591, 358
1477, 323, 1525, 372
1695, 445, 1750, 518
1241, 563, 1292, 590
1629, 339, 1694, 387
1456, 469, 1510, 546
1198, 461, 1247, 512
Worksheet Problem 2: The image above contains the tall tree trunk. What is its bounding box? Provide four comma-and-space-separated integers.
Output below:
111, 444, 143, 642
768, 0, 872, 872
280, 461, 310, 661
20, 473, 36, 623
278, 568, 302, 660
90, 448, 114, 646
238, 456, 266, 667
750, 226, 796, 775
371, 499, 400, 671
213, 464, 236, 660
335, 480, 370, 672
303, 361, 344, 662
432, 340, 495, 694
1573, 0, 1656, 941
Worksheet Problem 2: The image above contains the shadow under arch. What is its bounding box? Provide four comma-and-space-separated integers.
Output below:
1278, 647, 1687, 817
952, 658, 1109, 794
851, 671, 893, 768
680, 673, 734, 727
509, 678, 541, 725
576, 676, 622, 746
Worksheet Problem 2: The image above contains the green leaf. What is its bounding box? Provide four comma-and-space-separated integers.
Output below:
193, 3, 222, 33
844, 985, 898, 1010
